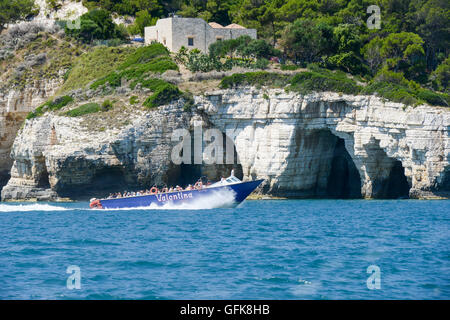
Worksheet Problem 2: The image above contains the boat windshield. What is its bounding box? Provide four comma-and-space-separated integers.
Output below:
208, 175, 241, 188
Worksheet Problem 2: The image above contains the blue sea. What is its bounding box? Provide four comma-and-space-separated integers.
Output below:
0, 200, 449, 299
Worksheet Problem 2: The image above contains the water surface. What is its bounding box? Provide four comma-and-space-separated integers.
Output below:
0, 200, 448, 299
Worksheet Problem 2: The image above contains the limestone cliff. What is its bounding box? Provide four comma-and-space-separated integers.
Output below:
0, 78, 63, 196
197, 89, 449, 199
1, 88, 449, 200
0, 21, 82, 198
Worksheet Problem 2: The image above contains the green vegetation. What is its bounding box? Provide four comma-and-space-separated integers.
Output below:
127, 9, 157, 35
65, 9, 127, 43
431, 56, 450, 93
27, 96, 73, 119
129, 96, 139, 105
362, 68, 449, 107
4, 32, 85, 89
90, 43, 178, 90
60, 46, 134, 93
220, 67, 449, 107
220, 72, 291, 89
289, 67, 361, 95
220, 68, 360, 95
7, 0, 448, 107
177, 36, 279, 72
101, 99, 113, 111
65, 102, 101, 117
0, 0, 36, 31
280, 64, 302, 71
82, 0, 165, 17
143, 81, 181, 109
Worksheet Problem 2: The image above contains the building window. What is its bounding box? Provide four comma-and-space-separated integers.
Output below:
163, 37, 166, 45
216, 37, 223, 41
188, 37, 194, 46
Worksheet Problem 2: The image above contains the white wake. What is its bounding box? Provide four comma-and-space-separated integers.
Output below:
0, 203, 69, 212
102, 188, 237, 211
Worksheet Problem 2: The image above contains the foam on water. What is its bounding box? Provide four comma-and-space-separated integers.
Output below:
101, 188, 237, 211
0, 203, 69, 212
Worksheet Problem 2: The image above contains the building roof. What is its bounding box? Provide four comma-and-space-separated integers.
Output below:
224, 23, 246, 29
208, 22, 224, 28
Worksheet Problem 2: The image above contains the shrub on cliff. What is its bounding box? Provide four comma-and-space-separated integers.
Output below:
219, 67, 360, 94
220, 72, 290, 89
0, 0, 36, 31
27, 95, 74, 119
362, 69, 450, 107
65, 103, 101, 117
289, 67, 361, 94
143, 81, 181, 109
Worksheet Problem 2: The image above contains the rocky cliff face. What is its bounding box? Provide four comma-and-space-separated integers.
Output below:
1, 88, 449, 201
197, 89, 449, 199
0, 78, 63, 198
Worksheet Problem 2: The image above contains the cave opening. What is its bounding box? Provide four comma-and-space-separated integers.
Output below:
0, 172, 10, 201
326, 137, 362, 199
432, 166, 450, 196
166, 131, 243, 187
363, 138, 411, 199
277, 129, 363, 198
37, 166, 50, 189
58, 166, 129, 200
380, 160, 410, 199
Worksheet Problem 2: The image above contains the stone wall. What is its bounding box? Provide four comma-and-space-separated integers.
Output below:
145, 17, 257, 52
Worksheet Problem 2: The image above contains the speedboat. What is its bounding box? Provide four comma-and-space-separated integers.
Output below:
89, 175, 263, 209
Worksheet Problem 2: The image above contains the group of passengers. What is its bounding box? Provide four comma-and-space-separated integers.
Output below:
106, 179, 210, 199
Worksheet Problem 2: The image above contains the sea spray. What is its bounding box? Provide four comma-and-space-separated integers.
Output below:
101, 189, 237, 211
0, 203, 69, 212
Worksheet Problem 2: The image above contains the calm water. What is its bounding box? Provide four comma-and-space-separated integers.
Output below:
0, 200, 449, 299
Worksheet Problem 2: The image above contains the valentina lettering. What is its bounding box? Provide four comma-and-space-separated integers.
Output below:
155, 192, 193, 202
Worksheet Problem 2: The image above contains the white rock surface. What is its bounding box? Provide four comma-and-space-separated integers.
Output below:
1, 88, 449, 200
196, 88, 450, 199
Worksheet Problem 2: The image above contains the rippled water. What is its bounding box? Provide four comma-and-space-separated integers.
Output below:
0, 200, 449, 299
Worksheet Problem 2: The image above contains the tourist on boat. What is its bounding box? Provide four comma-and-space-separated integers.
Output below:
194, 179, 203, 190
231, 169, 235, 176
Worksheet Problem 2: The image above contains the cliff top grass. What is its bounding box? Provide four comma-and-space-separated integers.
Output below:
64, 102, 101, 117
59, 46, 135, 94
27, 95, 74, 119
219, 66, 450, 108
89, 43, 179, 91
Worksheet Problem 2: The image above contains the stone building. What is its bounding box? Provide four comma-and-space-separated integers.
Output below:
144, 17, 257, 53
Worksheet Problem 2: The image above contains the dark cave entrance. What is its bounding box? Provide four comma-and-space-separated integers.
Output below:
378, 160, 410, 199
363, 138, 411, 199
37, 166, 50, 188
280, 129, 362, 198
166, 131, 243, 188
0, 172, 10, 200
431, 165, 450, 197
326, 138, 362, 199
58, 166, 129, 200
